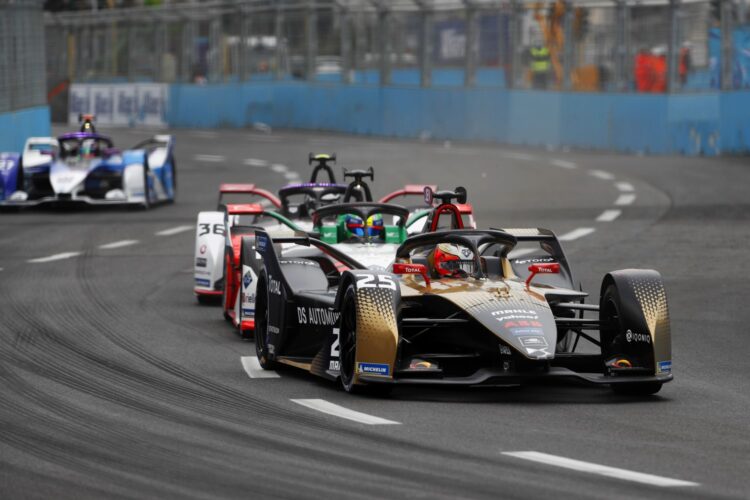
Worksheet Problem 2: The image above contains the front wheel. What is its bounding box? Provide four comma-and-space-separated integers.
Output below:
601, 283, 660, 396
338, 286, 358, 393
254, 278, 276, 370
338, 285, 392, 396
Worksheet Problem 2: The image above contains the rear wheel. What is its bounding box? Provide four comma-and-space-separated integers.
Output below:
221, 253, 232, 321
254, 278, 276, 369
196, 294, 220, 306
601, 284, 662, 396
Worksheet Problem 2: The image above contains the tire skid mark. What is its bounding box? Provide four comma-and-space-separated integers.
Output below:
1, 231, 590, 499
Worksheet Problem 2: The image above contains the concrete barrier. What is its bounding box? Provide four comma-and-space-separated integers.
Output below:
167, 82, 749, 156
0, 106, 51, 152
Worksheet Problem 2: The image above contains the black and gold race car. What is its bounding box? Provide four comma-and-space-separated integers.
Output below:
251, 202, 672, 396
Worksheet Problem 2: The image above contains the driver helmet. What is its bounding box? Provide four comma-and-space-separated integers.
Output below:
366, 214, 384, 238
342, 214, 366, 238
80, 140, 98, 159
429, 243, 476, 277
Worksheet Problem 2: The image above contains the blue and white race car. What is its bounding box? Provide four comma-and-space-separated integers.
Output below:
0, 117, 175, 208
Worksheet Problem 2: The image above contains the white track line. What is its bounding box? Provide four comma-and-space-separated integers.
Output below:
502, 452, 699, 488
244, 158, 269, 167
270, 164, 288, 173
558, 227, 596, 241
615, 194, 637, 206
589, 170, 615, 180
27, 252, 82, 263
284, 172, 301, 181
155, 225, 193, 236
240, 356, 280, 379
615, 182, 634, 192
291, 399, 400, 425
596, 209, 622, 222
194, 154, 225, 163
550, 159, 577, 169
98, 239, 139, 250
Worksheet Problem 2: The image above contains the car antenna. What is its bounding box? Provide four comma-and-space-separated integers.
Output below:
343, 167, 374, 202
309, 153, 337, 183
423, 186, 468, 232
79, 113, 97, 133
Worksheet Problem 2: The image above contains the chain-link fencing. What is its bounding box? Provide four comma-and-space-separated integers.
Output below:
44, 0, 750, 94
0, 0, 47, 114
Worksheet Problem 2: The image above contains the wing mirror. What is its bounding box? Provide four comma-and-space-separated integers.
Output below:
392, 263, 430, 286
525, 263, 560, 288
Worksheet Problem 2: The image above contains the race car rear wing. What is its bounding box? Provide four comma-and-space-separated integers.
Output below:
379, 184, 438, 204
217, 183, 282, 209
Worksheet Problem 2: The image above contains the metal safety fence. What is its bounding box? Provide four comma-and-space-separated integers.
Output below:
44, 0, 750, 94
0, 0, 47, 113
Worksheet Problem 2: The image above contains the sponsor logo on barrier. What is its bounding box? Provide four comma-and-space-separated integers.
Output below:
297, 307, 340, 326
357, 363, 390, 376
625, 329, 651, 344
69, 83, 168, 127
195, 278, 210, 287
657, 360, 672, 374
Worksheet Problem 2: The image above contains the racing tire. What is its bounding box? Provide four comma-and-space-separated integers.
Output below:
165, 156, 176, 204
16, 156, 24, 193
237, 247, 253, 340
196, 294, 220, 306
600, 284, 662, 396
254, 277, 276, 369
221, 252, 233, 321
338, 285, 392, 396
141, 156, 151, 210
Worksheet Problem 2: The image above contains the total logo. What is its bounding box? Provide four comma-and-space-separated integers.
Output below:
625, 329, 651, 344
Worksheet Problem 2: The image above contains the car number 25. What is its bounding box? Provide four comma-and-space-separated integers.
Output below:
356, 273, 396, 290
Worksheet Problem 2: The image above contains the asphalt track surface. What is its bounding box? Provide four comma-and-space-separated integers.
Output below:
1, 126, 748, 499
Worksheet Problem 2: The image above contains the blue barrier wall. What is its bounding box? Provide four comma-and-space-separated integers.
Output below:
168, 82, 750, 155
0, 106, 51, 152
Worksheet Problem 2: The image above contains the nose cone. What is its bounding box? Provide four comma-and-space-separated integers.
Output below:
50, 169, 88, 194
